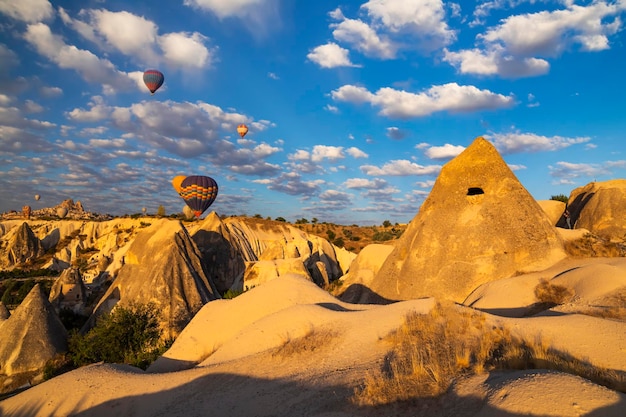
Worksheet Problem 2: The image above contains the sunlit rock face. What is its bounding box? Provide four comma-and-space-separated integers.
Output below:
0, 222, 44, 269
86, 219, 220, 339
334, 244, 395, 304
370, 137, 567, 303
537, 200, 566, 226
562, 179, 626, 241
0, 284, 67, 376
190, 214, 354, 293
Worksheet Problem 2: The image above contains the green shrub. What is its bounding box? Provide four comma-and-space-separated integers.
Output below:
68, 302, 168, 370
550, 194, 569, 203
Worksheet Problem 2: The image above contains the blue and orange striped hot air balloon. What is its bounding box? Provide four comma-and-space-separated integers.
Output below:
143, 69, 164, 95
178, 175, 218, 218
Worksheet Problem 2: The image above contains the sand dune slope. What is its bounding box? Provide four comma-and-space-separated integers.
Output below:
2, 274, 625, 417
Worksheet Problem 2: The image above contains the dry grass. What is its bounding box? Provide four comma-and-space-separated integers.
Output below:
534, 279, 574, 306
577, 287, 626, 322
564, 233, 626, 257
272, 327, 338, 357
353, 301, 626, 406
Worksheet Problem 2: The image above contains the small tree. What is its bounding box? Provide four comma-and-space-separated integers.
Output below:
156, 205, 166, 217
550, 194, 569, 204
382, 220, 392, 228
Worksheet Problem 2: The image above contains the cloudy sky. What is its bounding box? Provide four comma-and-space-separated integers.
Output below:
1, 0, 625, 224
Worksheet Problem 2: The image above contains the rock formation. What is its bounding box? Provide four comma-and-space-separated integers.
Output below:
0, 222, 45, 268
190, 214, 353, 293
369, 137, 567, 303
86, 219, 220, 339
0, 302, 9, 321
48, 267, 88, 314
335, 244, 395, 304
560, 180, 626, 240
538, 200, 566, 226
0, 284, 67, 376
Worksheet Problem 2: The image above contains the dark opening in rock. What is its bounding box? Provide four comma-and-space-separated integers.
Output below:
467, 187, 484, 196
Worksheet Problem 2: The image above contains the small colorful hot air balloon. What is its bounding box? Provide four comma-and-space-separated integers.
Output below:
178, 175, 218, 218
34, 194, 40, 201
237, 124, 248, 138
143, 69, 164, 95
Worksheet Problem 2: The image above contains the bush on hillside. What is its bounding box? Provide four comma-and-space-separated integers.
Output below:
68, 302, 170, 370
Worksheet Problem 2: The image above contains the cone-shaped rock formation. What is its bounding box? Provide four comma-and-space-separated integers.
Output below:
370, 137, 567, 303
0, 222, 44, 268
87, 219, 219, 339
0, 284, 67, 376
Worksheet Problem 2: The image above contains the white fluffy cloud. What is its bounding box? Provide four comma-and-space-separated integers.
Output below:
424, 143, 465, 160
331, 16, 397, 59
307, 43, 360, 68
0, 0, 53, 23
361, 0, 456, 49
60, 9, 216, 70
360, 160, 441, 176
24, 23, 136, 93
486, 132, 592, 154
332, 83, 515, 118
480, 2, 624, 56
183, 0, 267, 18
159, 32, 213, 68
447, 1, 625, 78
443, 46, 550, 78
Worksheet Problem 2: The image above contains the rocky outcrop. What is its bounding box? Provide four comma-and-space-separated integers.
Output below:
0, 222, 45, 269
0, 302, 9, 321
190, 214, 353, 293
48, 267, 88, 314
369, 137, 567, 303
560, 180, 626, 241
0, 284, 67, 376
335, 244, 395, 304
86, 219, 220, 339
538, 200, 566, 226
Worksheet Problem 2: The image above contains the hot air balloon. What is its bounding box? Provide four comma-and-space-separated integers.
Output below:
171, 175, 187, 195
34, 194, 40, 201
143, 69, 164, 95
57, 207, 68, 219
178, 175, 218, 218
237, 124, 248, 138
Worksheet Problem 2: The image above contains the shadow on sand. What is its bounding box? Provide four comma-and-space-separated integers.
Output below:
3, 366, 625, 417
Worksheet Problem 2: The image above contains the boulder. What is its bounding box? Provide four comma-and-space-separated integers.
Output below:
369, 137, 567, 303
560, 180, 626, 241
0, 284, 67, 376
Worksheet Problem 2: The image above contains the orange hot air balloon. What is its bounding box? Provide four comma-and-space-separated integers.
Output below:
172, 175, 187, 195
237, 124, 248, 138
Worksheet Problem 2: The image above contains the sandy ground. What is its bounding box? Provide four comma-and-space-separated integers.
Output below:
2, 259, 626, 417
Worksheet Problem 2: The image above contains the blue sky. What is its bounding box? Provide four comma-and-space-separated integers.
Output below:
1, 0, 625, 225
